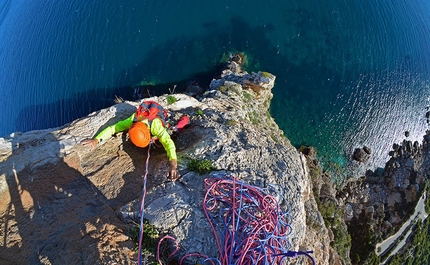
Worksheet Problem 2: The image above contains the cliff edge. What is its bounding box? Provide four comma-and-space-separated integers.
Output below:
0, 57, 336, 264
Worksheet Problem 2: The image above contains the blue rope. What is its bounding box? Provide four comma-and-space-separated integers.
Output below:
203, 174, 316, 265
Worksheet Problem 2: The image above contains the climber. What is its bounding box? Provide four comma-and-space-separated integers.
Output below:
81, 100, 189, 181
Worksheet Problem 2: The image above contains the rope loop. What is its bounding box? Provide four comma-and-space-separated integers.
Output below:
202, 175, 316, 265
138, 171, 315, 265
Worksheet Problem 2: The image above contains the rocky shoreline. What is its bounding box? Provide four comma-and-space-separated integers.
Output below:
303, 125, 430, 263
342, 130, 430, 264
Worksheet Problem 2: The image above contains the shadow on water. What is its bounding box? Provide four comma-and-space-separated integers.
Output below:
13, 86, 126, 134
16, 15, 352, 174
0, 0, 12, 28
113, 16, 285, 88
13, 68, 220, 134
20, 14, 342, 130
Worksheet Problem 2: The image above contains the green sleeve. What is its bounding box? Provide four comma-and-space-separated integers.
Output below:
94, 114, 135, 142
151, 118, 177, 161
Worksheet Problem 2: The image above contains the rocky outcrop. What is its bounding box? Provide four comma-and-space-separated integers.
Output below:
0, 57, 334, 264
352, 146, 371, 163
299, 127, 430, 264
340, 133, 428, 230
335, 130, 430, 263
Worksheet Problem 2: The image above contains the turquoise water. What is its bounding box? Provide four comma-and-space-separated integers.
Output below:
1, 0, 430, 176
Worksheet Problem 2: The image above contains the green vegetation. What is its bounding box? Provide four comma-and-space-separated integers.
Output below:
195, 109, 204, 116
242, 90, 253, 101
166, 95, 177, 105
247, 110, 259, 125
319, 200, 352, 261
365, 251, 381, 265
348, 214, 379, 265
384, 218, 430, 265
383, 184, 430, 265
269, 134, 278, 143
319, 201, 337, 224
218, 85, 229, 93
218, 83, 241, 95
300, 146, 352, 264
260, 71, 271, 78
129, 219, 159, 255
187, 158, 216, 175
263, 98, 270, 108
226, 119, 238, 127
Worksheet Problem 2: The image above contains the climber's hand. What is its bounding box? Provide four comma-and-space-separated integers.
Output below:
81, 138, 98, 151
168, 159, 180, 181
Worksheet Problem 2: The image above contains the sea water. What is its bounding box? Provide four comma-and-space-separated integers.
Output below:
1, 0, 430, 178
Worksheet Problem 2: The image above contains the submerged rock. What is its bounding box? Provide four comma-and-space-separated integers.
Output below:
353, 146, 371, 163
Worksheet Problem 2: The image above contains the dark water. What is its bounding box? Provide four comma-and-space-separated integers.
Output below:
1, 0, 430, 178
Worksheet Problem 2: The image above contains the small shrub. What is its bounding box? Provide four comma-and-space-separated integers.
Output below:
242, 91, 253, 101
247, 110, 259, 125
226, 119, 238, 126
195, 109, 204, 116
298, 145, 308, 153
219, 85, 228, 93
229, 85, 241, 95
219, 84, 241, 95
332, 222, 352, 261
129, 219, 159, 254
167, 95, 177, 105
270, 134, 279, 143
365, 251, 380, 265
319, 201, 336, 223
187, 158, 216, 175
260, 71, 271, 78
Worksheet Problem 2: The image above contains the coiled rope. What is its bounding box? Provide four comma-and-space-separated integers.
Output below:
137, 158, 315, 265
201, 175, 316, 265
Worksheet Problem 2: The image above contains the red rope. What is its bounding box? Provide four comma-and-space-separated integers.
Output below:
137, 144, 152, 265
150, 174, 315, 265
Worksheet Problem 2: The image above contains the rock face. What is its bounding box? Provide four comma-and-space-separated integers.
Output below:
301, 146, 350, 265
0, 58, 334, 264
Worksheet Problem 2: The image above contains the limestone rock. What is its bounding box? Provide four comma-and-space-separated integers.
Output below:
0, 58, 329, 265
